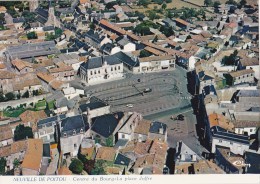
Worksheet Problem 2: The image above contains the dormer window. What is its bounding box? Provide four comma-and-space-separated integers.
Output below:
73, 130, 76, 135
63, 133, 67, 137
80, 129, 84, 134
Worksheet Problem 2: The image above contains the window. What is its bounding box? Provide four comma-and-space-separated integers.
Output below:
98, 70, 100, 74
238, 77, 240, 79
115, 66, 117, 70
111, 67, 113, 71
251, 74, 253, 76
230, 142, 233, 145
118, 66, 120, 70
219, 140, 222, 143
250, 129, 253, 132
94, 70, 96, 74
63, 133, 67, 137
122, 134, 125, 139
74, 144, 77, 149
91, 71, 93, 75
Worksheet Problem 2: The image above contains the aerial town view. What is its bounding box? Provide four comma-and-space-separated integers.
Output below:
0, 0, 259, 176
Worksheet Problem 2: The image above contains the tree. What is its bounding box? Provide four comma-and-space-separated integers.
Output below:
240, 0, 246, 7
27, 31, 37, 40
22, 90, 29, 98
89, 22, 95, 30
14, 124, 33, 141
213, 1, 221, 8
69, 158, 83, 174
162, 3, 167, 10
0, 157, 6, 175
0, 94, 5, 102
148, 10, 159, 20
140, 50, 152, 58
138, 0, 149, 7
106, 135, 114, 147
204, 0, 213, 6
165, 0, 172, 3
226, 0, 238, 5
91, 160, 105, 175
5, 92, 15, 101
84, 160, 95, 174
13, 158, 20, 169
222, 50, 238, 66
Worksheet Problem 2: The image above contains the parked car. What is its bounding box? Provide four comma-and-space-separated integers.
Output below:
126, 104, 133, 108
144, 88, 152, 93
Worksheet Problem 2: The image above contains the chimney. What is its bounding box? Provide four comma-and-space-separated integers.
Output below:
159, 128, 164, 134
114, 114, 118, 119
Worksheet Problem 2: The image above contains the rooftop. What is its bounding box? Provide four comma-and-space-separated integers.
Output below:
96, 146, 116, 161
134, 119, 151, 135
21, 139, 43, 171
229, 69, 254, 78
91, 112, 124, 138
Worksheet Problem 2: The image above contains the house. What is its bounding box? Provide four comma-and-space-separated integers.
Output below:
13, 17, 25, 29
132, 139, 168, 174
79, 97, 110, 119
0, 124, 13, 148
53, 53, 82, 71
118, 112, 143, 141
148, 121, 167, 142
80, 138, 95, 160
48, 64, 75, 81
21, 139, 43, 175
96, 146, 116, 162
19, 110, 47, 132
84, 29, 112, 48
138, 55, 176, 73
133, 119, 151, 142
57, 167, 72, 175
5, 41, 60, 61
244, 151, 260, 173
174, 18, 190, 30
36, 114, 66, 143
62, 86, 84, 100
115, 36, 136, 53
237, 57, 259, 80
11, 58, 33, 74
59, 115, 89, 157
91, 112, 126, 146
175, 141, 201, 166
80, 55, 124, 84
211, 126, 250, 155
234, 121, 260, 136
225, 69, 255, 86
215, 146, 245, 174
234, 89, 260, 111
8, 140, 28, 170
114, 153, 131, 169
197, 71, 216, 93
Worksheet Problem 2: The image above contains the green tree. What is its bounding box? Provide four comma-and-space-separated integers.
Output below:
165, 0, 172, 3
240, 0, 247, 6
148, 10, 159, 20
14, 124, 33, 141
91, 160, 105, 175
106, 135, 114, 147
0, 157, 6, 175
22, 90, 29, 98
69, 158, 83, 174
138, 0, 149, 7
213, 1, 221, 8
204, 0, 213, 6
27, 31, 37, 40
13, 158, 20, 169
162, 3, 167, 10
0, 94, 5, 102
226, 0, 238, 5
5, 92, 15, 101
89, 22, 96, 30
139, 50, 152, 58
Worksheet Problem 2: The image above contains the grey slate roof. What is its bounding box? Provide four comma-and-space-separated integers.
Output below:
245, 152, 260, 174
38, 114, 66, 127
13, 17, 25, 23
91, 112, 124, 138
43, 144, 51, 157
114, 153, 131, 166
237, 90, 260, 97
211, 126, 250, 145
79, 97, 108, 112
149, 121, 167, 135
6, 41, 60, 59
61, 115, 89, 137
85, 29, 105, 44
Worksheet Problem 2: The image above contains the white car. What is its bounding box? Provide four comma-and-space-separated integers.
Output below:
126, 104, 133, 108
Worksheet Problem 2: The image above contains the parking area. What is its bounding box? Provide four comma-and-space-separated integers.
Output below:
82, 66, 191, 116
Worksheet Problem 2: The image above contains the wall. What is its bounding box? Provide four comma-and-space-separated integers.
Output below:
22, 167, 40, 175
83, 106, 110, 119
60, 133, 84, 157
211, 138, 249, 155
235, 127, 258, 136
